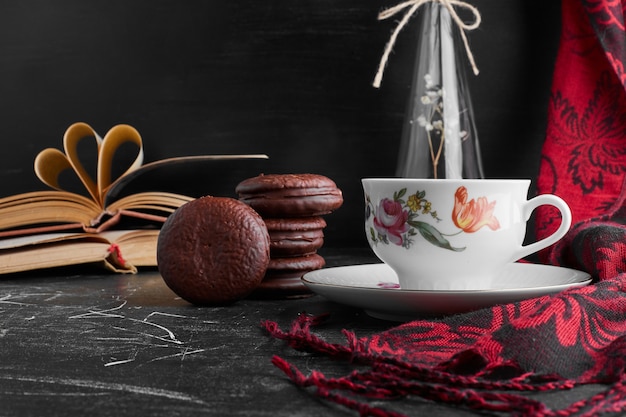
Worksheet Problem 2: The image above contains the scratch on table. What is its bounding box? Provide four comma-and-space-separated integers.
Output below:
68, 302, 210, 367
95, 337, 143, 342
147, 347, 207, 364
1, 292, 64, 303
0, 294, 30, 306
1, 390, 111, 397
145, 311, 191, 320
68, 301, 127, 319
104, 348, 139, 367
104, 358, 137, 367
70, 304, 186, 345
0, 375, 208, 405
134, 318, 182, 344
43, 293, 63, 302
109, 322, 183, 346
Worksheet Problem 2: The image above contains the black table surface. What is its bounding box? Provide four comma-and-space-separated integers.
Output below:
0, 248, 613, 416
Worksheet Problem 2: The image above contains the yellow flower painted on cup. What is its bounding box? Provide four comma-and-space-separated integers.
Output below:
452, 186, 500, 233
407, 193, 422, 212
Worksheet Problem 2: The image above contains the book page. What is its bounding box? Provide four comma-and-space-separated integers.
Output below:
0, 229, 158, 274
104, 154, 269, 204
0, 231, 114, 250
0, 242, 117, 274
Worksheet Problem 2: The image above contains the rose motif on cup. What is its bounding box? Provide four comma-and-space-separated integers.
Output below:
371, 198, 409, 246
366, 186, 500, 251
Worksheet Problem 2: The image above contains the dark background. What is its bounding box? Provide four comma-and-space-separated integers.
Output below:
0, 0, 561, 249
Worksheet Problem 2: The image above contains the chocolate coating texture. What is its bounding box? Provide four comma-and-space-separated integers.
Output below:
264, 217, 326, 257
265, 253, 326, 279
157, 196, 270, 305
236, 173, 343, 217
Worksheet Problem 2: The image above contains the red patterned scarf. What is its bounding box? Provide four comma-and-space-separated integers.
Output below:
263, 1, 626, 415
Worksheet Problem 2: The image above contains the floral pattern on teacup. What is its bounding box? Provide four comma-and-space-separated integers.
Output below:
366, 186, 500, 251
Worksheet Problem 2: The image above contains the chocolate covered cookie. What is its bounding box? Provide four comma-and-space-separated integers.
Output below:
237, 173, 343, 298
157, 196, 270, 305
264, 217, 326, 257
265, 253, 326, 279
235, 173, 343, 217
252, 253, 326, 298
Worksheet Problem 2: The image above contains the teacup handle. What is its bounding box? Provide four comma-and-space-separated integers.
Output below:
512, 194, 572, 262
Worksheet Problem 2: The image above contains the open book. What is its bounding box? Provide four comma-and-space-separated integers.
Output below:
0, 122, 268, 274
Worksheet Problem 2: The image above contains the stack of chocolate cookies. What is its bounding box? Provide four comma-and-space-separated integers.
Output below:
236, 173, 343, 298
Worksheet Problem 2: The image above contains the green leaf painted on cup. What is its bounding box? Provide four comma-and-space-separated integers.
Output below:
369, 227, 379, 243
408, 220, 466, 252
394, 188, 407, 201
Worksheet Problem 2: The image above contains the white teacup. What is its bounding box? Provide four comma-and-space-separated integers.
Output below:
362, 178, 572, 290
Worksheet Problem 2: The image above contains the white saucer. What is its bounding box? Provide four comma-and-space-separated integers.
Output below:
302, 263, 592, 321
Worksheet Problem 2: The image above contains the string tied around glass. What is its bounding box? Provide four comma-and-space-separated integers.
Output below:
373, 0, 481, 89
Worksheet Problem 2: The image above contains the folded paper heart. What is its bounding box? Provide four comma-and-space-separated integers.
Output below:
34, 122, 144, 208
0, 122, 202, 237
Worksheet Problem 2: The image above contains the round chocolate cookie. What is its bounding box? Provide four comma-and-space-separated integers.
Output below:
157, 196, 270, 305
250, 253, 326, 298
236, 173, 343, 217
265, 253, 326, 279
264, 217, 326, 257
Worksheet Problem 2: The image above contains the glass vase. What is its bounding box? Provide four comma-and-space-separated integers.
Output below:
395, 2, 484, 179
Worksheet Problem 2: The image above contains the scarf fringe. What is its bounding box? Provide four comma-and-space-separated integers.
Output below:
263, 315, 626, 416
262, 312, 366, 360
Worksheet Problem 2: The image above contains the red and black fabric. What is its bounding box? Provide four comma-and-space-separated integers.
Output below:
536, 0, 626, 268
263, 2, 626, 416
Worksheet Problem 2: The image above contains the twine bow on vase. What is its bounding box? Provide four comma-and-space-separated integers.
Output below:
373, 0, 484, 179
